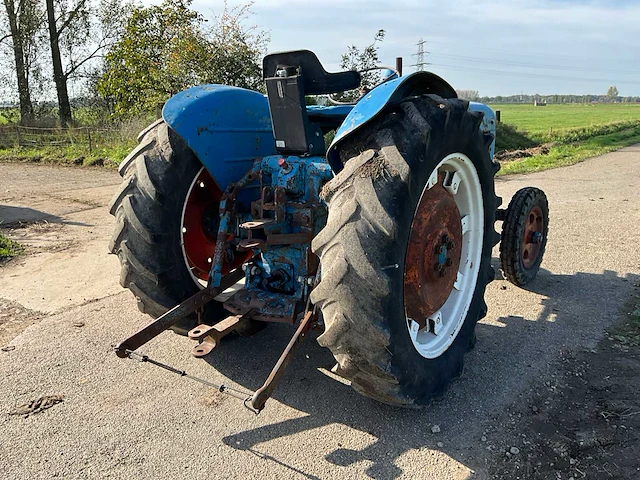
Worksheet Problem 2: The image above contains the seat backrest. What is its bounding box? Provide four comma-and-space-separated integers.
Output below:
263, 50, 361, 95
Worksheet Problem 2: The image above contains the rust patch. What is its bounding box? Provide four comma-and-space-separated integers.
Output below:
404, 179, 462, 328
521, 205, 545, 269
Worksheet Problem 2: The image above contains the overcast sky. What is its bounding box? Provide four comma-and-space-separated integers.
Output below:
192, 0, 640, 97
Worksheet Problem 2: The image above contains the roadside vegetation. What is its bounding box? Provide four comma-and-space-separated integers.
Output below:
1, 0, 639, 172
0, 233, 22, 261
493, 104, 640, 175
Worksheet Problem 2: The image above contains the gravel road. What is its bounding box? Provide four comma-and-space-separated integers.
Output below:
0, 147, 638, 480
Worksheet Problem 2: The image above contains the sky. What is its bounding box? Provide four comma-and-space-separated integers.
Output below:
190, 0, 640, 97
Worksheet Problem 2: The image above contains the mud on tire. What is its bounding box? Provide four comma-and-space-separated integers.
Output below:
311, 95, 500, 406
109, 121, 224, 333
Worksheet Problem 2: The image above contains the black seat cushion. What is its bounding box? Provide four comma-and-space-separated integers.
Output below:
263, 50, 361, 95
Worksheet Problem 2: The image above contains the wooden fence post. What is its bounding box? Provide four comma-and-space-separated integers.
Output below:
87, 127, 92, 154
15, 126, 21, 147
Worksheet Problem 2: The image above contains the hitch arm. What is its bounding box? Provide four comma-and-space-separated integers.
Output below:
115, 267, 245, 358
250, 310, 315, 412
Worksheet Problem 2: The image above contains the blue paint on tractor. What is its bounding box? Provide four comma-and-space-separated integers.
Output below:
326, 73, 495, 170
163, 85, 277, 192
469, 102, 497, 159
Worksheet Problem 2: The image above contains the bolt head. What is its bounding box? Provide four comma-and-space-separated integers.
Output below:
445, 258, 453, 266
440, 268, 447, 277
447, 241, 455, 250
442, 234, 450, 244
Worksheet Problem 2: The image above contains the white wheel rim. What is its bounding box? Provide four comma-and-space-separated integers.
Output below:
180, 166, 207, 289
406, 153, 484, 359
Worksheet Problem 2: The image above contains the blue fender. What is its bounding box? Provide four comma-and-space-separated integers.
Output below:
163, 85, 277, 192
327, 71, 460, 172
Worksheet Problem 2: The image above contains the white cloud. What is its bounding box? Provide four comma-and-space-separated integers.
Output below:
189, 0, 640, 95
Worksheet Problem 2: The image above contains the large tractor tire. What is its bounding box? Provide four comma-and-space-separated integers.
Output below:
311, 95, 500, 406
109, 121, 226, 333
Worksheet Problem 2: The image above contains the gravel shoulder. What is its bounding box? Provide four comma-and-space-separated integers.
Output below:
0, 147, 639, 479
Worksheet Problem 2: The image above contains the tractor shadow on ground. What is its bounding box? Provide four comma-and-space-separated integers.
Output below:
0, 204, 90, 227
205, 266, 639, 479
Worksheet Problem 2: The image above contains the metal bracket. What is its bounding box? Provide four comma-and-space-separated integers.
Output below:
114, 267, 245, 358
188, 311, 253, 357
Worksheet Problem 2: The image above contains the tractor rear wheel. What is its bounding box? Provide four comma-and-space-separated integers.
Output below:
311, 95, 500, 406
109, 121, 226, 334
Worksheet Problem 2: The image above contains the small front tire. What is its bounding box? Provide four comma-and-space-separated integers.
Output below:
499, 187, 549, 287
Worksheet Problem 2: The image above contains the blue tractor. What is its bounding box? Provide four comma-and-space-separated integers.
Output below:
111, 50, 548, 411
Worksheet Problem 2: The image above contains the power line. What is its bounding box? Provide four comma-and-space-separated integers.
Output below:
425, 38, 640, 65
428, 52, 640, 76
430, 63, 640, 86
410, 38, 429, 71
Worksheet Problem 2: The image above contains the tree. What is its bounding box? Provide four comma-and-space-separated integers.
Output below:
337, 29, 385, 101
98, 0, 266, 117
455, 90, 479, 101
606, 86, 618, 101
1, 0, 42, 124
45, 0, 130, 126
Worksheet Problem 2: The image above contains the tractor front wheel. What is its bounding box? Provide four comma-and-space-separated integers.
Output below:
311, 95, 500, 406
499, 187, 549, 287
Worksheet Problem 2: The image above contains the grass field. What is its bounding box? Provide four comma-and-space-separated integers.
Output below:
487, 103, 640, 175
489, 103, 640, 135
1, 103, 639, 174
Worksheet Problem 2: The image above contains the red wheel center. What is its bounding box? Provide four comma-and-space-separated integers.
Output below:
182, 169, 221, 281
181, 169, 249, 282
521, 205, 544, 269
405, 179, 462, 328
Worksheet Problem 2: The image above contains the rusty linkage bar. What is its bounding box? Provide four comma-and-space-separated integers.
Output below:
250, 309, 316, 412
114, 267, 245, 358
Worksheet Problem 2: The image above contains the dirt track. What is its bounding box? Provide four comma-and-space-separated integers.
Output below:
0, 147, 639, 479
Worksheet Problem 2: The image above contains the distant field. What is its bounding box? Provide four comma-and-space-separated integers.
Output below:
489, 103, 640, 135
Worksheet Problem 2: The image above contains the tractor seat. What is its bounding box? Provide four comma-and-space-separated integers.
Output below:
263, 50, 361, 95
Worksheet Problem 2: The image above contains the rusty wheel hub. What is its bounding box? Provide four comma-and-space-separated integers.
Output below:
405, 177, 462, 328
403, 153, 485, 359
521, 205, 544, 269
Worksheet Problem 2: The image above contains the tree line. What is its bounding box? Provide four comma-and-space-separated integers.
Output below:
1, 0, 266, 126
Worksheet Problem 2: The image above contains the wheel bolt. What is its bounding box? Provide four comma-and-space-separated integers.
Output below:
440, 268, 447, 277
447, 241, 455, 250
445, 258, 453, 266
442, 234, 450, 244
435, 245, 445, 254
434, 263, 443, 272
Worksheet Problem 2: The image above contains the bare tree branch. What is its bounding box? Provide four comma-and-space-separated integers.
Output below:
57, 0, 87, 35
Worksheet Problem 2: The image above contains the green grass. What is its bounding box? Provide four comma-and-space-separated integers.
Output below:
491, 103, 640, 175
0, 141, 136, 168
490, 103, 640, 135
0, 118, 146, 167
498, 124, 640, 175
1, 104, 639, 174
0, 233, 23, 260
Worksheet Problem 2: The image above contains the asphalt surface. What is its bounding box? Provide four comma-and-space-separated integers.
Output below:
0, 147, 638, 480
